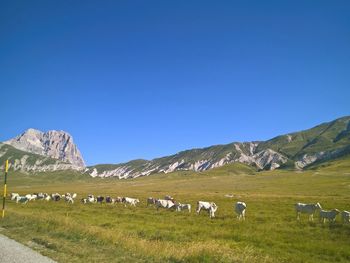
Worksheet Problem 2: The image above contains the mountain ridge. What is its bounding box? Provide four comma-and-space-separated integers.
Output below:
86, 116, 350, 178
1, 116, 349, 178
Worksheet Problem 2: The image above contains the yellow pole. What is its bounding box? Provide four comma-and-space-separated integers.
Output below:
2, 160, 9, 218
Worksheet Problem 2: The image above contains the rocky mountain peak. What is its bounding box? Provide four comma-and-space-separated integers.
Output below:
25, 128, 43, 135
4, 129, 85, 168
1, 115, 349, 178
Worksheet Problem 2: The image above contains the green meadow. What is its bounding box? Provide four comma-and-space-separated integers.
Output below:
1, 159, 350, 263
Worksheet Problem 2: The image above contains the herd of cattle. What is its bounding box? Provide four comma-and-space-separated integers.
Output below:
295, 202, 350, 224
11, 192, 77, 204
9, 192, 350, 223
9, 193, 245, 219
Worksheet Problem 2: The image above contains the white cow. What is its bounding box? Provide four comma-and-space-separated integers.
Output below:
123, 197, 140, 207
10, 193, 19, 201
341, 211, 350, 223
176, 203, 191, 213
65, 196, 74, 204
295, 202, 322, 221
64, 193, 77, 204
25, 194, 37, 201
35, 193, 45, 200
319, 209, 340, 223
235, 201, 247, 221
87, 194, 96, 203
63, 193, 76, 198
15, 196, 29, 204
196, 201, 218, 218
156, 199, 176, 210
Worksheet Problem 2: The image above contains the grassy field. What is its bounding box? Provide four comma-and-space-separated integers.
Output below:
1, 160, 350, 262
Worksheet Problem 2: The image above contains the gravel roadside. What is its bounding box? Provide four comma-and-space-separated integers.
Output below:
0, 234, 56, 263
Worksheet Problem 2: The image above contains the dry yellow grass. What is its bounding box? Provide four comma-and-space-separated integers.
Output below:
1, 161, 350, 262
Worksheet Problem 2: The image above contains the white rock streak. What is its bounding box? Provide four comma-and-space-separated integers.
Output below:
88, 142, 289, 179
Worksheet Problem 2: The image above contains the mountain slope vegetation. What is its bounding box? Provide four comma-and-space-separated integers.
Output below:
1, 116, 349, 178
0, 143, 81, 172
87, 116, 350, 178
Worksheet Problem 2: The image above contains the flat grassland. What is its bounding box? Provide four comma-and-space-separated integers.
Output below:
1, 159, 350, 263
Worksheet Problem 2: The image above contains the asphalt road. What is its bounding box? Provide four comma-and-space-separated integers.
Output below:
0, 234, 56, 263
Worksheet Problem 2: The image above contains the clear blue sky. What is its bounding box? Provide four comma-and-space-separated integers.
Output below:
1, 1, 349, 166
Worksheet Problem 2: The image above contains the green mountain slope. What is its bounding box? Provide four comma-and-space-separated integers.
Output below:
2, 116, 349, 178
87, 116, 350, 178
257, 116, 350, 158
0, 143, 82, 172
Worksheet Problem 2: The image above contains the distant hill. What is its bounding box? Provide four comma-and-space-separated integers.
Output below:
1, 116, 349, 178
87, 116, 350, 179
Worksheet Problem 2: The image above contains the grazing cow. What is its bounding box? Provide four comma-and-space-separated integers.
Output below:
295, 202, 322, 221
65, 196, 74, 204
156, 199, 176, 210
51, 193, 61, 202
36, 193, 45, 200
10, 193, 19, 201
123, 197, 140, 207
341, 211, 350, 223
115, 197, 124, 203
64, 193, 77, 204
87, 194, 96, 203
44, 194, 51, 201
15, 196, 29, 204
319, 209, 340, 223
96, 196, 104, 203
25, 194, 37, 201
235, 202, 247, 221
196, 201, 218, 218
147, 197, 157, 206
81, 198, 88, 204
176, 203, 191, 213
106, 196, 114, 204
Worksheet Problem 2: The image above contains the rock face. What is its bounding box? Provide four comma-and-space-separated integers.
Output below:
4, 128, 85, 168
87, 142, 290, 179
87, 116, 350, 179
2, 115, 350, 178
0, 143, 84, 172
